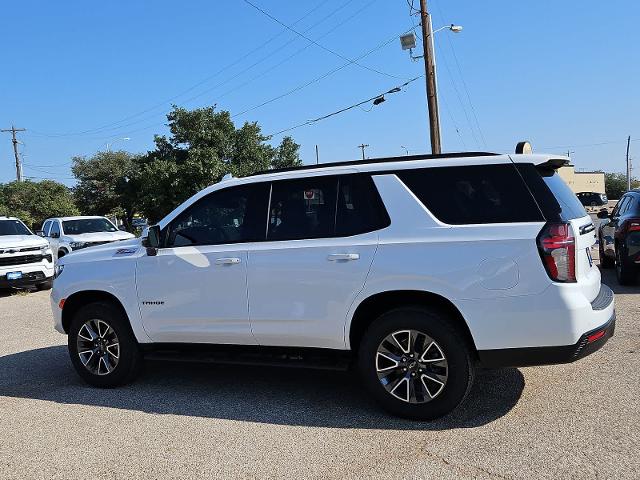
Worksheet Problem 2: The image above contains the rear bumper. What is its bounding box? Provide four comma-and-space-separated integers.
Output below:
478, 311, 615, 368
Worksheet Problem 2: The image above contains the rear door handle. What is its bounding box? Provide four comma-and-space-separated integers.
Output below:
215, 257, 241, 265
327, 253, 360, 261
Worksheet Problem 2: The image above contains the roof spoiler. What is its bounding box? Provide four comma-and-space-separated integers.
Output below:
536, 158, 570, 170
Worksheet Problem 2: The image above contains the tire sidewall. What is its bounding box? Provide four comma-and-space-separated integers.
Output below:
357, 306, 474, 420
68, 302, 140, 387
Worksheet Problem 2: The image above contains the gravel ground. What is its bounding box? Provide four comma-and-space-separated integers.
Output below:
0, 261, 638, 479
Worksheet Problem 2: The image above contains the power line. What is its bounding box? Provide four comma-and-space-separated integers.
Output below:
30, 0, 380, 140
243, 0, 400, 80
232, 29, 412, 120
267, 76, 423, 137
432, 0, 487, 149
29, 0, 336, 138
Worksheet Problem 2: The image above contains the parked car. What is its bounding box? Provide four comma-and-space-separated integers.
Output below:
577, 191, 608, 208
0, 216, 53, 290
50, 152, 614, 420
597, 190, 640, 284
39, 216, 135, 259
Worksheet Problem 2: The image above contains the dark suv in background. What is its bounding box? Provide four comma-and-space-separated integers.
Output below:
598, 190, 640, 284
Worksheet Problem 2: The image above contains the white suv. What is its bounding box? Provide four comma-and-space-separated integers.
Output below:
0, 216, 54, 290
50, 153, 615, 419
40, 216, 135, 259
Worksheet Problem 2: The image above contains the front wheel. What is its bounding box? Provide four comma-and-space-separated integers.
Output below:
357, 306, 475, 420
68, 301, 142, 387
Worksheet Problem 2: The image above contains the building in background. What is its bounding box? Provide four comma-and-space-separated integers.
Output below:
558, 165, 605, 194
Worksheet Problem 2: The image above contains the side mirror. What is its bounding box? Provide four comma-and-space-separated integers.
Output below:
596, 209, 610, 219
35, 230, 45, 237
145, 225, 161, 256
50, 232, 60, 239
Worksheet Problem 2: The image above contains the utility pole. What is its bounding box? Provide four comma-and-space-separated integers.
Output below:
357, 143, 369, 160
626, 135, 632, 191
1, 126, 26, 181
419, 0, 441, 154
315, 144, 319, 165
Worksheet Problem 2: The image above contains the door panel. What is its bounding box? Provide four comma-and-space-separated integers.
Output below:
247, 234, 378, 349
136, 245, 254, 344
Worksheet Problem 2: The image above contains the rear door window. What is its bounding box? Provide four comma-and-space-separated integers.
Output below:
335, 175, 390, 236
397, 164, 544, 224
267, 176, 337, 241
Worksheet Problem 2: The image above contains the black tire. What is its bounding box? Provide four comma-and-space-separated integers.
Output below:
57, 249, 67, 259
616, 243, 637, 285
357, 306, 475, 420
35, 278, 53, 291
68, 301, 142, 387
599, 239, 614, 269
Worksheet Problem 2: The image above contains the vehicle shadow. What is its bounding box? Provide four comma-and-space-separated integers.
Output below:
599, 266, 640, 295
0, 346, 524, 430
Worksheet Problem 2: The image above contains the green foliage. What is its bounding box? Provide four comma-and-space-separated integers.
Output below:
72, 150, 141, 231
0, 180, 78, 231
137, 106, 301, 222
604, 172, 640, 199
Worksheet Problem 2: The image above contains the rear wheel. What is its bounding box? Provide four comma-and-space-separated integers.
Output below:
68, 301, 142, 387
357, 306, 475, 420
616, 243, 637, 285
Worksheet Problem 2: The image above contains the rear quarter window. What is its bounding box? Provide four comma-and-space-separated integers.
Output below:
516, 164, 587, 221
397, 164, 544, 225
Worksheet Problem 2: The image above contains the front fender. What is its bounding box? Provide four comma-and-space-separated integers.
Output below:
51, 255, 151, 343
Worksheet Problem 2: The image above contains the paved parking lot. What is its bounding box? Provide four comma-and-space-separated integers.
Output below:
1, 263, 638, 479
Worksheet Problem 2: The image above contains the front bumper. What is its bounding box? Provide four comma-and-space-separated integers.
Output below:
478, 311, 615, 368
0, 271, 51, 288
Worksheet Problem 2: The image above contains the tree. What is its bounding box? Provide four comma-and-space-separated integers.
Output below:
72, 151, 141, 231
137, 106, 301, 222
0, 180, 78, 230
604, 172, 640, 199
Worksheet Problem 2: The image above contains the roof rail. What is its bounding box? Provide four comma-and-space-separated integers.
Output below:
255, 151, 497, 175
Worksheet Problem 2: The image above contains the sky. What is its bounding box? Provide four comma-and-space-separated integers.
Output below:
1, 0, 638, 185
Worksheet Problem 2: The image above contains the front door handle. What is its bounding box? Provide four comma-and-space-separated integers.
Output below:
215, 257, 241, 265
327, 253, 360, 261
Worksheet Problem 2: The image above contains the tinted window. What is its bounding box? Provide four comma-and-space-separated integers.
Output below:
398, 164, 544, 225
0, 219, 32, 236
63, 218, 117, 234
335, 175, 390, 236
42, 220, 51, 235
167, 184, 268, 247
268, 176, 337, 241
50, 221, 60, 236
613, 197, 629, 217
535, 167, 587, 220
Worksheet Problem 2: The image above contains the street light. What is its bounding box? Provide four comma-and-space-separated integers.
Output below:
400, 25, 463, 61
105, 137, 131, 151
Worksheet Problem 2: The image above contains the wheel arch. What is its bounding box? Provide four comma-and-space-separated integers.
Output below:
348, 290, 478, 356
61, 290, 129, 334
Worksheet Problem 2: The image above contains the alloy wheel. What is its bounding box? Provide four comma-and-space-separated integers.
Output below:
76, 319, 120, 375
375, 329, 448, 404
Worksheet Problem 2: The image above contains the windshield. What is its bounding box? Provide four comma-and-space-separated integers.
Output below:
0, 219, 32, 236
62, 218, 118, 235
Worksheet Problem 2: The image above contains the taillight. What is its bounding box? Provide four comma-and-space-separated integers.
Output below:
537, 222, 576, 282
626, 218, 640, 233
